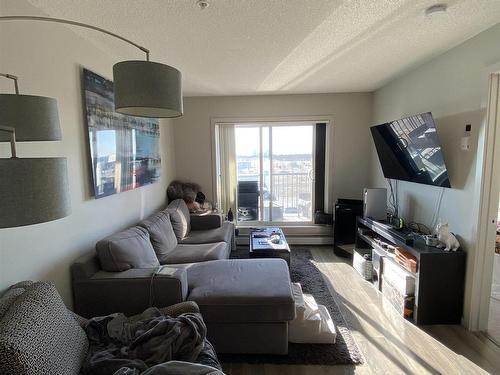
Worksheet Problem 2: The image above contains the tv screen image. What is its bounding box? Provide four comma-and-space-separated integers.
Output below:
370, 112, 451, 188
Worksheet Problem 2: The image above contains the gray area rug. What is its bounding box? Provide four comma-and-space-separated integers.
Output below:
219, 247, 364, 366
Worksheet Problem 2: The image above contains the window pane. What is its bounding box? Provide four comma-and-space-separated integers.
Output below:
235, 127, 260, 222
271, 125, 313, 222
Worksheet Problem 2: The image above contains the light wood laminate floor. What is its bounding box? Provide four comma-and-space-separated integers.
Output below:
222, 246, 500, 375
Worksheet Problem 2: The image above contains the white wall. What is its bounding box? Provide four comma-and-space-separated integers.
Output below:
0, 0, 176, 306
371, 22, 500, 326
173, 93, 373, 213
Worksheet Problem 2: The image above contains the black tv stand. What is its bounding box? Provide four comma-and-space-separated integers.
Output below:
355, 217, 466, 325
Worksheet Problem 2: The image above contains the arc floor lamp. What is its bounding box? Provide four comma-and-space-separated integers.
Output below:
0, 16, 183, 118
0, 16, 183, 228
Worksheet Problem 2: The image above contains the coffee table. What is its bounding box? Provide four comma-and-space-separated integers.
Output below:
249, 227, 291, 268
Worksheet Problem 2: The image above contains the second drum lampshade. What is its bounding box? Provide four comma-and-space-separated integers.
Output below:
0, 94, 60, 141
113, 60, 183, 118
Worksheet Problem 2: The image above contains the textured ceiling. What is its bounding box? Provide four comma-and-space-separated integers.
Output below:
11, 0, 500, 96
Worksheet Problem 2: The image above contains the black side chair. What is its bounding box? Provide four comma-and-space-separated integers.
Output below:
237, 181, 259, 221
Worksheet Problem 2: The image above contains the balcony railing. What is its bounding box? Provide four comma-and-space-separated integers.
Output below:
237, 171, 312, 222
272, 172, 311, 220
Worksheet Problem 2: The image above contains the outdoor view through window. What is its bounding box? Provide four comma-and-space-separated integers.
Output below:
235, 123, 314, 223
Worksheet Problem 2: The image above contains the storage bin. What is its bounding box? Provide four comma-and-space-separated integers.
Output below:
382, 277, 415, 319
383, 258, 415, 295
353, 248, 373, 280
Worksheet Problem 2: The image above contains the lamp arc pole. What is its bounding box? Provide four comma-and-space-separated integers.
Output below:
0, 125, 16, 158
0, 15, 150, 60
0, 73, 21, 157
0, 73, 19, 94
0, 15, 183, 118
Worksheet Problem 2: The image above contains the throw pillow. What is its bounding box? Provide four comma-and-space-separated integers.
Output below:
0, 288, 24, 319
0, 282, 88, 375
139, 211, 178, 263
96, 226, 160, 272
166, 199, 191, 240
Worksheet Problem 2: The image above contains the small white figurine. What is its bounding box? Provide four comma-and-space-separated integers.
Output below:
436, 222, 460, 251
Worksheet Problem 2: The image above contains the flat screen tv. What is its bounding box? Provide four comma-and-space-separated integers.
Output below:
370, 112, 451, 188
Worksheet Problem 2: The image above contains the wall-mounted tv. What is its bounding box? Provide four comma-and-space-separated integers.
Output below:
370, 112, 451, 188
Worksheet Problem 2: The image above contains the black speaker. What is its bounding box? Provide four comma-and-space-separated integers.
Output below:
334, 199, 363, 257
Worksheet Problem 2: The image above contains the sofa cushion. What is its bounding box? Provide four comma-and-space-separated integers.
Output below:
0, 282, 88, 375
139, 210, 178, 263
180, 222, 234, 246
162, 243, 229, 264
96, 226, 160, 272
190, 214, 223, 231
186, 259, 295, 323
166, 199, 191, 240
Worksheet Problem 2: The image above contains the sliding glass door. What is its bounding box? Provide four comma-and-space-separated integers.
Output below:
270, 125, 314, 222
233, 122, 314, 224
234, 126, 261, 221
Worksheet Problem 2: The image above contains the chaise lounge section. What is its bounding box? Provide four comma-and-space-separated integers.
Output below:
185, 258, 295, 354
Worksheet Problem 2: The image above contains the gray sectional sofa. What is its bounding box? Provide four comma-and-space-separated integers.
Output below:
72, 199, 296, 355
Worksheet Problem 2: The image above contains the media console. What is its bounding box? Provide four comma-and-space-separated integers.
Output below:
355, 217, 466, 325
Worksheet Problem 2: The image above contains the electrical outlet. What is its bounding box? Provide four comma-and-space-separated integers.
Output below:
461, 137, 470, 150
461, 124, 471, 151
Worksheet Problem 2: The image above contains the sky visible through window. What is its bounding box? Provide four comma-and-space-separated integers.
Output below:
235, 125, 313, 156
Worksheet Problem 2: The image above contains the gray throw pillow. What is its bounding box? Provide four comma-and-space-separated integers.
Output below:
96, 226, 160, 272
139, 211, 178, 263
166, 199, 191, 240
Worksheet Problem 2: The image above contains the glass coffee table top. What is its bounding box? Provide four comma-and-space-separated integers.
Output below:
249, 228, 291, 269
250, 227, 289, 252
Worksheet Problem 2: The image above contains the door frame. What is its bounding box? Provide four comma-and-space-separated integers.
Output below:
470, 73, 500, 331
210, 115, 334, 224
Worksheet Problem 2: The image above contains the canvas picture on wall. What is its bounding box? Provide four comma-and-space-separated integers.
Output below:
83, 68, 161, 199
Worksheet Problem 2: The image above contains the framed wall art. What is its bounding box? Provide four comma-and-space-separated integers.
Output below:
82, 68, 161, 198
